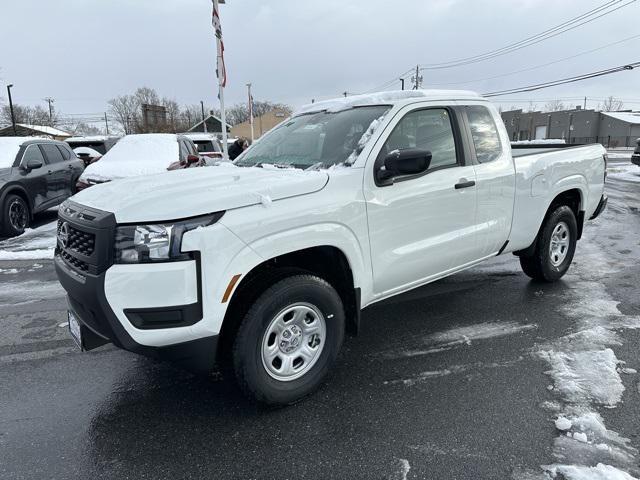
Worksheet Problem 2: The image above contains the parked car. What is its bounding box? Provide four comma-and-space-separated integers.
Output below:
0, 137, 84, 237
183, 133, 223, 163
632, 138, 640, 166
76, 134, 203, 190
55, 90, 607, 405
65, 136, 120, 166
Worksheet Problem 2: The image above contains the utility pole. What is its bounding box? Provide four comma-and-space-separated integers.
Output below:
400, 78, 405, 90
584, 96, 587, 110
200, 100, 207, 133
7, 84, 17, 135
411, 65, 423, 90
104, 113, 109, 135
246, 83, 254, 142
44, 97, 55, 125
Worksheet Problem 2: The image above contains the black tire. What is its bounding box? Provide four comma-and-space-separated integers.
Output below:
232, 274, 345, 405
1, 194, 30, 237
519, 205, 577, 282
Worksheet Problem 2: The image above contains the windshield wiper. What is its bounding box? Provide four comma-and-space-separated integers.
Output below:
304, 162, 325, 171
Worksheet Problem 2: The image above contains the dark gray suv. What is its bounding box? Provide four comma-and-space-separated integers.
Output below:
0, 137, 84, 237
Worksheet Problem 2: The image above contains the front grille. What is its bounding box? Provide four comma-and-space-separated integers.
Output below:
59, 250, 89, 272
58, 220, 95, 256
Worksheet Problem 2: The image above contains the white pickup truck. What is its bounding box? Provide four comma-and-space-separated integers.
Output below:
54, 90, 607, 404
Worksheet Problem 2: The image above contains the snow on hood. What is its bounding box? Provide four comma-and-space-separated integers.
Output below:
0, 137, 31, 168
71, 163, 329, 223
79, 134, 179, 182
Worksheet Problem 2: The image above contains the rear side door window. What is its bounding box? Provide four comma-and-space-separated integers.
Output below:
466, 106, 502, 164
39, 144, 65, 164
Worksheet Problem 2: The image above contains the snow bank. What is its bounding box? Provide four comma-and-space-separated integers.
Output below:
0, 220, 56, 260
79, 134, 179, 182
545, 463, 638, 480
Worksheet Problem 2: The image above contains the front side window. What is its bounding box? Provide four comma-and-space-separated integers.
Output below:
381, 108, 458, 171
466, 105, 502, 163
235, 105, 391, 169
21, 144, 46, 166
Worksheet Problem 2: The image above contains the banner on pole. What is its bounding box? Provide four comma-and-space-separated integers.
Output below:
212, 1, 227, 87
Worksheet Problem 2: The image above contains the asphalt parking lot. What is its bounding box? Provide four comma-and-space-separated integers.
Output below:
1, 158, 639, 480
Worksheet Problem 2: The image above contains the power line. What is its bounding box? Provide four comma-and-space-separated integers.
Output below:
426, 33, 640, 87
482, 61, 640, 97
419, 0, 637, 70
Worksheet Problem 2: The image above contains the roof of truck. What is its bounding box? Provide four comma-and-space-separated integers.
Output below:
297, 89, 484, 115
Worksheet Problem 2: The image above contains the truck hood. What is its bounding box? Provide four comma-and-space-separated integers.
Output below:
71, 164, 329, 223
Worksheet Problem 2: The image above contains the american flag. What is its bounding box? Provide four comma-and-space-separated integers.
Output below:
212, 1, 227, 87
248, 92, 254, 124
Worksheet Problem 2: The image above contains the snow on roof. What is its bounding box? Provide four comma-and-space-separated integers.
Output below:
79, 134, 179, 182
297, 89, 483, 114
0, 137, 35, 168
66, 135, 116, 142
182, 132, 219, 141
601, 111, 640, 124
16, 124, 71, 137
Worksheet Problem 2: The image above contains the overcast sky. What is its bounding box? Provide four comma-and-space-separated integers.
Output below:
1, 0, 639, 121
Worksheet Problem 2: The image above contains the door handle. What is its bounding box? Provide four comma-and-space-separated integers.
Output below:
454, 180, 476, 189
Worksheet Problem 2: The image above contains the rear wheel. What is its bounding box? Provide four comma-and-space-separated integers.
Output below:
519, 205, 577, 282
1, 194, 30, 237
232, 274, 345, 405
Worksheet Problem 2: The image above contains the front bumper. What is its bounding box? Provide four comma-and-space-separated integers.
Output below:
55, 256, 218, 372
54, 201, 219, 372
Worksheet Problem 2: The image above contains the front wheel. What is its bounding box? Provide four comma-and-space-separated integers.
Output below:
1, 194, 30, 237
232, 274, 345, 405
519, 205, 577, 282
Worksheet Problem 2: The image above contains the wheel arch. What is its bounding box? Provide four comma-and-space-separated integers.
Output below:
0, 184, 33, 218
217, 245, 361, 363
515, 187, 584, 256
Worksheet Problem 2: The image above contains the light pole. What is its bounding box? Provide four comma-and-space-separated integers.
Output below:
7, 84, 17, 135
200, 100, 207, 133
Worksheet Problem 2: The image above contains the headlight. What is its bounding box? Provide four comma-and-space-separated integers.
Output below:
114, 212, 223, 263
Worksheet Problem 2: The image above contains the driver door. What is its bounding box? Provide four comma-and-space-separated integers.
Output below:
364, 105, 478, 297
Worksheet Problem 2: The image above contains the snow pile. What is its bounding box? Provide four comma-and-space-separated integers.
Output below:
79, 134, 179, 182
0, 137, 33, 168
607, 164, 640, 183
530, 243, 640, 478
0, 221, 56, 260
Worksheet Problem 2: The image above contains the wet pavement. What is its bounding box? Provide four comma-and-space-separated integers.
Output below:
1, 159, 639, 479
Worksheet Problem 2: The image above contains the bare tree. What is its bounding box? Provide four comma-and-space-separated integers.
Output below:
526, 101, 538, 112
1, 104, 56, 126
224, 101, 292, 126
544, 99, 565, 112
598, 96, 624, 112
108, 95, 138, 134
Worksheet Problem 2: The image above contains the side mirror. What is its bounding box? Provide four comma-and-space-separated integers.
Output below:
376, 148, 432, 184
22, 159, 43, 171
186, 154, 200, 164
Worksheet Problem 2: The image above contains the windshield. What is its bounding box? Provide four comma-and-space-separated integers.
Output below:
235, 105, 390, 169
